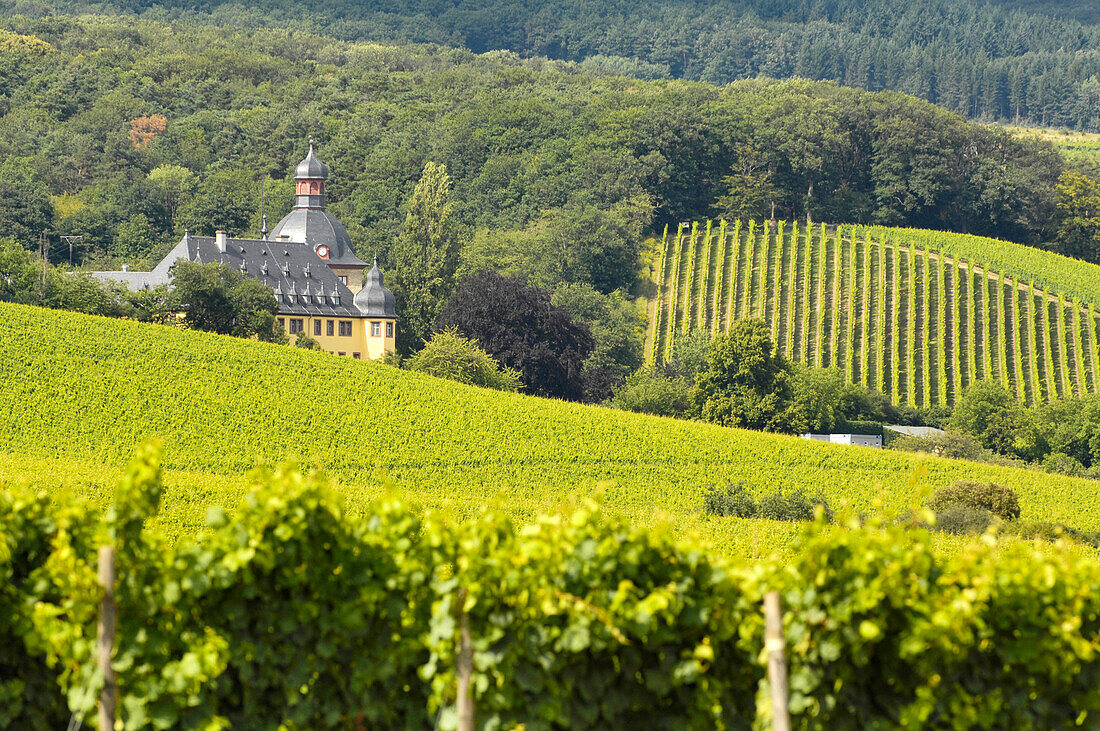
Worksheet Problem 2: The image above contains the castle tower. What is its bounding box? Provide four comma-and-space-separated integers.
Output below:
269, 141, 368, 291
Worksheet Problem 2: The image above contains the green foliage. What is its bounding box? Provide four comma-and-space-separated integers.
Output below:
390, 162, 461, 350
927, 480, 1022, 521
293, 331, 321, 350
9, 442, 1100, 728
0, 13, 1081, 281
704, 484, 833, 523
169, 260, 280, 341
692, 319, 799, 431
1054, 170, 1100, 263
405, 328, 521, 392
949, 380, 1036, 458
0, 239, 134, 317
607, 367, 692, 417
703, 482, 757, 518
423, 504, 761, 729
668, 327, 711, 382
176, 169, 259, 237
768, 520, 1100, 728
0, 488, 99, 730
461, 198, 652, 295
931, 504, 996, 535
147, 165, 196, 229
551, 282, 644, 389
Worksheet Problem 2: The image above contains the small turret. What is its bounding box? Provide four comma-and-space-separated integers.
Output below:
354, 260, 397, 317
293, 140, 329, 210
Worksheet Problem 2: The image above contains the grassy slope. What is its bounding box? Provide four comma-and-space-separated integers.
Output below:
2, 302, 1100, 554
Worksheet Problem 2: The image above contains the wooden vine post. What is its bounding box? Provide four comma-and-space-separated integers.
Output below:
97, 545, 117, 731
764, 591, 791, 731
456, 588, 475, 731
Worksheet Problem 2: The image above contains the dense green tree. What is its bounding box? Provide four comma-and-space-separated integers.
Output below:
691, 319, 799, 431
169, 261, 281, 341
436, 271, 593, 401
1054, 171, 1100, 262
667, 329, 712, 383
147, 165, 196, 230
1033, 396, 1100, 469
550, 283, 643, 387
460, 197, 651, 294
949, 380, 1039, 459
390, 162, 462, 351
607, 367, 692, 417
177, 169, 257, 237
0, 157, 52, 246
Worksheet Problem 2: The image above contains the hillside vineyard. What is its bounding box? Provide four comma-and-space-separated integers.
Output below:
649, 221, 1100, 407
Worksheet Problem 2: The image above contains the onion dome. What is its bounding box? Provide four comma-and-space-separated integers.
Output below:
295, 141, 329, 180
354, 260, 397, 317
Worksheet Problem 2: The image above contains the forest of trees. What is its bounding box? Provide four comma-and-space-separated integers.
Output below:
0, 15, 1081, 281
7, 0, 1100, 130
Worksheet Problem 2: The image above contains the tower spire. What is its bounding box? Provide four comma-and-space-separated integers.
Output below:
293, 139, 329, 210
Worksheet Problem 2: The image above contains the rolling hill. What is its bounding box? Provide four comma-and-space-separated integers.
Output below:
649, 221, 1100, 407
3, 301, 1100, 554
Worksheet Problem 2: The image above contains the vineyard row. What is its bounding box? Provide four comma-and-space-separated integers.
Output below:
649, 221, 1100, 407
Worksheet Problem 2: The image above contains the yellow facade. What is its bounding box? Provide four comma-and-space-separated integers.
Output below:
329, 266, 366, 294
281, 315, 396, 360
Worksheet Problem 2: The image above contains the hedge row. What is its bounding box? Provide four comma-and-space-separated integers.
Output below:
3, 444, 1100, 729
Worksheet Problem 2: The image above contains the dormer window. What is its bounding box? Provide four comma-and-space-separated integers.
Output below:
304, 263, 312, 277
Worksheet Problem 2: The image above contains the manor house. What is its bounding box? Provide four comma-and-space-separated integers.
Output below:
95, 144, 397, 359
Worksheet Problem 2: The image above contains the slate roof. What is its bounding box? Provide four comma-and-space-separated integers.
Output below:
354, 261, 398, 317
268, 208, 367, 268
94, 234, 375, 319
295, 143, 329, 179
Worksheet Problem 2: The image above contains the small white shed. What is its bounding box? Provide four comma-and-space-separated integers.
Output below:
800, 433, 883, 448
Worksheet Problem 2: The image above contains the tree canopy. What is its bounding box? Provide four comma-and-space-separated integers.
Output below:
0, 15, 1082, 291
691, 319, 799, 432
436, 271, 593, 401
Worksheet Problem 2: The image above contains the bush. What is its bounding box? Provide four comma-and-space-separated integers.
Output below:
1001, 520, 1100, 547
932, 504, 995, 535
703, 482, 756, 517
927, 480, 1021, 520
608, 367, 692, 417
1043, 451, 1087, 477
293, 332, 322, 350
405, 328, 521, 392
705, 486, 832, 522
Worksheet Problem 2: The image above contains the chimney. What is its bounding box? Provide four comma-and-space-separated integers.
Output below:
121, 264, 130, 272
215, 230, 228, 252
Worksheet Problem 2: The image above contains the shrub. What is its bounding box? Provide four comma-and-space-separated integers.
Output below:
293, 332, 322, 350
608, 367, 692, 417
757, 490, 811, 522
405, 328, 521, 392
1043, 451, 1086, 477
932, 504, 995, 535
1001, 520, 1100, 547
927, 480, 1021, 520
703, 482, 756, 517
